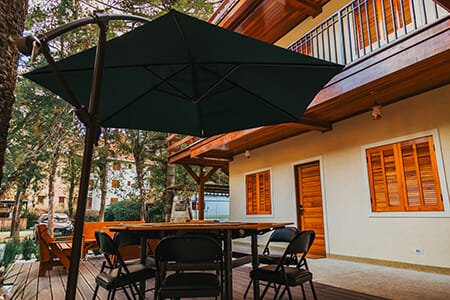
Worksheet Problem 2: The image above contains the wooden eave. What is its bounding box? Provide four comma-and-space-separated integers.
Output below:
168, 17, 450, 165
209, 0, 327, 44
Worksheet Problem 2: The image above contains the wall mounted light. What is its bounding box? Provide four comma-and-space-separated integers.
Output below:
245, 149, 250, 159
372, 105, 382, 120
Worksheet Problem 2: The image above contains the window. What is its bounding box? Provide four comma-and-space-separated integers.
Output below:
127, 181, 131, 186
58, 196, 65, 204
110, 197, 118, 204
366, 136, 443, 212
89, 179, 94, 189
111, 180, 120, 188
87, 197, 92, 209
246, 170, 272, 215
113, 162, 121, 171
37, 196, 45, 204
353, 0, 412, 49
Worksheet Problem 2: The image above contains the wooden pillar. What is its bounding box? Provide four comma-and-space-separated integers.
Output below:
182, 165, 221, 221
198, 167, 205, 220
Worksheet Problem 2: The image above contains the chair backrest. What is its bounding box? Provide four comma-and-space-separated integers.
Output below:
263, 227, 300, 254
283, 230, 315, 262
155, 235, 222, 264
37, 224, 53, 261
95, 230, 121, 258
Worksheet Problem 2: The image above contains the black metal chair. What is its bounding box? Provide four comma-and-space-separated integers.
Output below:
93, 231, 155, 300
250, 230, 317, 300
244, 227, 301, 298
154, 235, 223, 299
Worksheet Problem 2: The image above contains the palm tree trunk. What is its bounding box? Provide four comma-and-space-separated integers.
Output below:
0, 0, 28, 183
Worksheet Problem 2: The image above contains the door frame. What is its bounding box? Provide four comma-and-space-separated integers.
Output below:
291, 156, 330, 255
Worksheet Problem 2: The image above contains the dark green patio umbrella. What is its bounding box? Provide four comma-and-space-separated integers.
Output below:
18, 10, 342, 300
24, 10, 341, 137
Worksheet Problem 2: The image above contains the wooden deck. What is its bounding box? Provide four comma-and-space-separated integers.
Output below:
9, 257, 385, 299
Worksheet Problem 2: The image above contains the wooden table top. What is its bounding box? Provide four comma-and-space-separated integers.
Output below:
107, 221, 292, 232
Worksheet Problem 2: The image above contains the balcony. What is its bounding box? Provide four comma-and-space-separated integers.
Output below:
169, 0, 449, 167
288, 0, 448, 65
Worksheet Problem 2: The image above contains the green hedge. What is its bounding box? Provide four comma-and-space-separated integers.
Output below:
104, 198, 141, 221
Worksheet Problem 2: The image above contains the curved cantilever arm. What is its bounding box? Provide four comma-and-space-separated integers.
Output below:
17, 12, 151, 56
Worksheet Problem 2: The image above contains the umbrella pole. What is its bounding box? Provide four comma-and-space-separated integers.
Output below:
65, 20, 108, 300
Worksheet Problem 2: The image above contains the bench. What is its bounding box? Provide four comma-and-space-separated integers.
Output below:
82, 221, 144, 259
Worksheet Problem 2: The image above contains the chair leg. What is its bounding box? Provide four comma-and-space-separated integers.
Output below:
107, 290, 112, 300
131, 281, 145, 300
273, 284, 281, 300
301, 284, 306, 299
92, 284, 100, 300
286, 285, 293, 300
259, 282, 271, 300
310, 280, 318, 300
110, 288, 117, 300
122, 286, 132, 300
279, 286, 287, 299
243, 280, 253, 299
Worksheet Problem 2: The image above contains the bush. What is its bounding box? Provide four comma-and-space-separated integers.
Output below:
104, 198, 141, 221
20, 237, 37, 260
22, 209, 40, 229
1, 239, 20, 267
85, 210, 99, 222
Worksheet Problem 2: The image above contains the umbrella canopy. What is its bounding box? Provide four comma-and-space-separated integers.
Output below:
24, 9, 342, 137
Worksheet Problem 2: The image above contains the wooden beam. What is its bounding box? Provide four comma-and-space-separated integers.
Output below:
434, 0, 450, 11
204, 167, 220, 183
298, 117, 332, 131
182, 164, 200, 184
283, 0, 322, 17
221, 165, 229, 176
198, 167, 205, 220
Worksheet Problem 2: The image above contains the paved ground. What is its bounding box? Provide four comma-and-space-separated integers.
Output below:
308, 258, 450, 300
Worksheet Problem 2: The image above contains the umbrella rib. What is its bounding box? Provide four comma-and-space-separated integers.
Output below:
144, 66, 190, 99
28, 61, 340, 75
100, 65, 189, 123
199, 65, 300, 123
195, 64, 240, 104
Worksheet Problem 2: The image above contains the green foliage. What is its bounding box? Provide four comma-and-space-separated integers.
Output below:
104, 198, 141, 221
20, 237, 37, 260
21, 209, 40, 229
84, 210, 99, 222
1, 239, 20, 267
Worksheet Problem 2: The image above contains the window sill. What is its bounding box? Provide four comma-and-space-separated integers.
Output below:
368, 211, 450, 218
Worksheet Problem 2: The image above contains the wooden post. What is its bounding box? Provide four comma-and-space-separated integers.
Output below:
198, 167, 205, 220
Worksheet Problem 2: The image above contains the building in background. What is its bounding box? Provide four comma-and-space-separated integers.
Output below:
169, 0, 450, 270
191, 183, 230, 221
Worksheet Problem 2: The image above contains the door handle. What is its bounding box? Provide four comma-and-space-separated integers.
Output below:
298, 205, 304, 215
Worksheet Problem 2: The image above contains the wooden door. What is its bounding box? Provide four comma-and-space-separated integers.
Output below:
295, 161, 326, 258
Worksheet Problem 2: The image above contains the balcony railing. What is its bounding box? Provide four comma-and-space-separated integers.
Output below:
288, 0, 448, 65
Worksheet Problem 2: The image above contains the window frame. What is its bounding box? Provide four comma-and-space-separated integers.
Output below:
361, 129, 449, 217
244, 168, 274, 218
111, 179, 120, 189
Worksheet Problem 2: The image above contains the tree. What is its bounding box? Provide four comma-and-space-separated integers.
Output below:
0, 0, 28, 184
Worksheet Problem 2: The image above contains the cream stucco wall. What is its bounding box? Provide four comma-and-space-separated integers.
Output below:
229, 84, 450, 268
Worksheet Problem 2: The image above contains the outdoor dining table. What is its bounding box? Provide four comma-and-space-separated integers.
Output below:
108, 221, 292, 299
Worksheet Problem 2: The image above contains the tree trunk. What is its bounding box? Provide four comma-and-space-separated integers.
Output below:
68, 175, 75, 219
0, 0, 28, 184
10, 188, 23, 240
135, 155, 146, 221
165, 163, 176, 222
129, 131, 146, 221
47, 145, 61, 236
98, 163, 107, 222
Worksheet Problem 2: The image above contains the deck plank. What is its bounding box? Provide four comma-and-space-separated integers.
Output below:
14, 257, 385, 300
22, 262, 39, 300
11, 262, 32, 299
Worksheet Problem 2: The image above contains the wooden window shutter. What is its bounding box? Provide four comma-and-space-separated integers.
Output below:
367, 135, 443, 212
366, 145, 403, 211
399, 136, 443, 211
246, 170, 272, 215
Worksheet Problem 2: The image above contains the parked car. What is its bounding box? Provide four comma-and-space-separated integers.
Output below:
34, 213, 73, 239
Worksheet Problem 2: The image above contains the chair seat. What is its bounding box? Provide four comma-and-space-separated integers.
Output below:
96, 263, 155, 290
158, 272, 220, 297
123, 256, 156, 268
258, 254, 297, 266
250, 265, 312, 286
